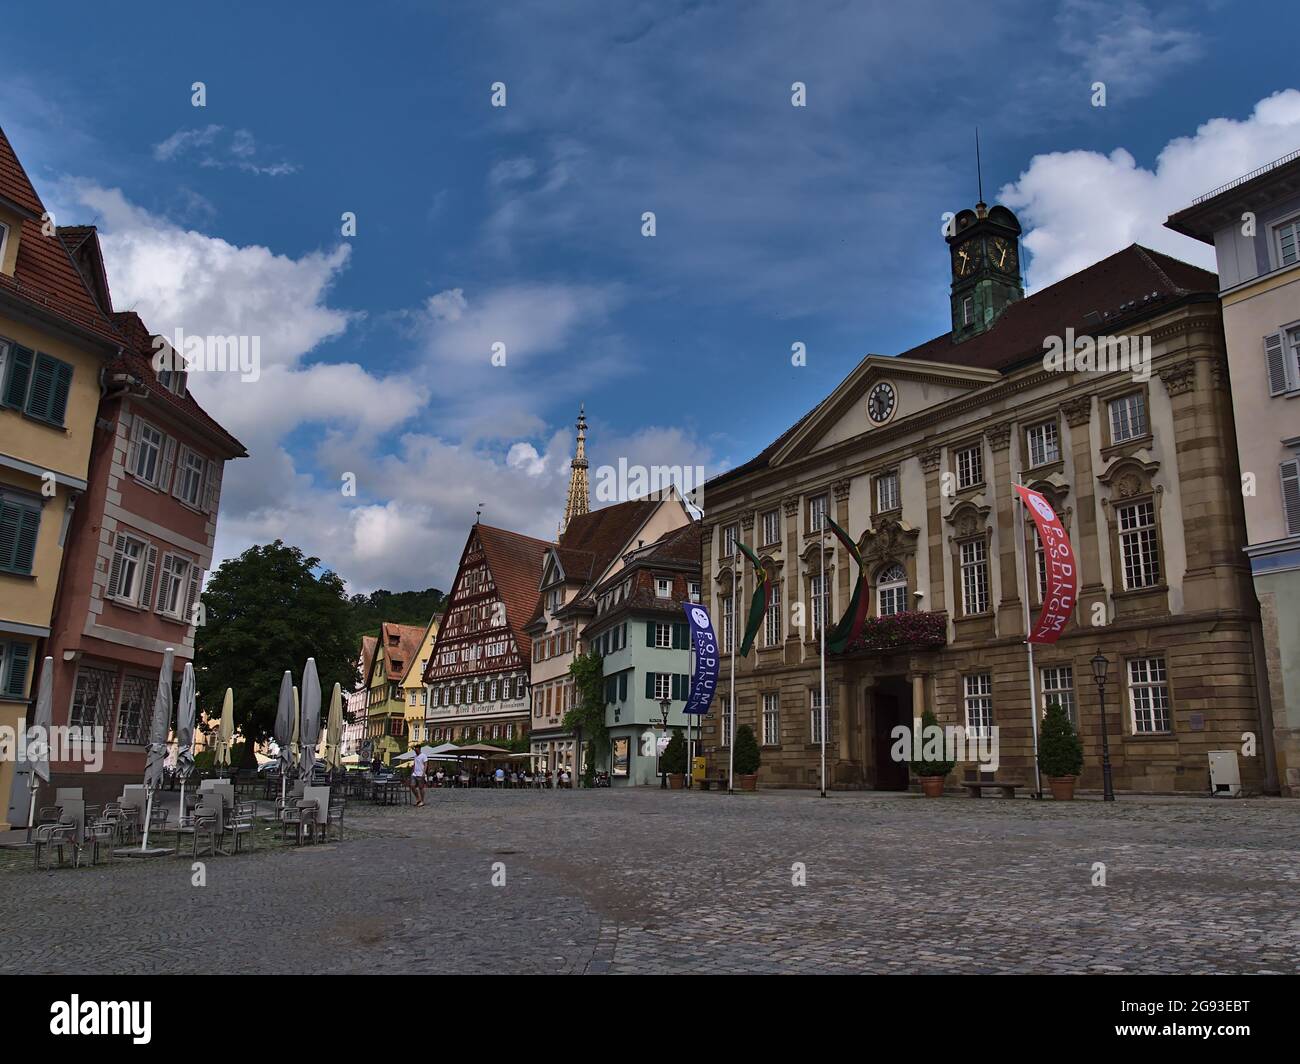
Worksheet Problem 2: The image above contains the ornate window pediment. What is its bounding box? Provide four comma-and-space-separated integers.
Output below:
859, 516, 920, 563
1097, 457, 1160, 503
944, 500, 992, 543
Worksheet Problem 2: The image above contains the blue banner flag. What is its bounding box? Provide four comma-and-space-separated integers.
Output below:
682, 603, 719, 715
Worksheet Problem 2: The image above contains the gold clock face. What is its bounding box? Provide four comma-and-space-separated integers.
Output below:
954, 240, 981, 278
988, 236, 1017, 273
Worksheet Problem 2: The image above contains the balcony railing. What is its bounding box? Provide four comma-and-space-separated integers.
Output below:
832, 610, 948, 655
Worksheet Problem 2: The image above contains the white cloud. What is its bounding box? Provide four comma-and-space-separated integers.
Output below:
1055, 0, 1203, 97
151, 124, 297, 176
1001, 90, 1300, 290
507, 442, 548, 475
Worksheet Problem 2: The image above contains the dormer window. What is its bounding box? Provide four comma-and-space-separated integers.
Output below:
0, 221, 10, 271
156, 366, 187, 396
655, 576, 672, 598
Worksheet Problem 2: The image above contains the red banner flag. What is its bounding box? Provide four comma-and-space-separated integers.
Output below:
1015, 485, 1077, 644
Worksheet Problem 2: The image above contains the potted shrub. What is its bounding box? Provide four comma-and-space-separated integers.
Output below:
733, 724, 761, 791
908, 707, 954, 797
661, 728, 688, 789
1039, 698, 1084, 799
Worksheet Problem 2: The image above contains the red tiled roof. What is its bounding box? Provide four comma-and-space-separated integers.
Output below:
358, 635, 378, 686
709, 244, 1218, 489
476, 523, 554, 656
0, 124, 122, 347
107, 307, 247, 457
380, 622, 427, 681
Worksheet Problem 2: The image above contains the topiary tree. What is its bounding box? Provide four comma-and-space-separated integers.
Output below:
661, 728, 687, 775
1039, 698, 1084, 778
733, 723, 761, 775
908, 707, 955, 778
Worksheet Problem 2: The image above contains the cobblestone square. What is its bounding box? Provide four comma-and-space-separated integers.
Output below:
3, 789, 1298, 975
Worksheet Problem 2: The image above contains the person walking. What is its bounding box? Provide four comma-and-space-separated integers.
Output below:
409, 747, 428, 807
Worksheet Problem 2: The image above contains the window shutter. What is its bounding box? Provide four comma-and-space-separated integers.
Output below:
645, 622, 655, 647
1282, 460, 1300, 537
13, 506, 39, 574
26, 353, 56, 420
49, 359, 73, 426
158, 437, 177, 492
671, 673, 682, 700
125, 415, 143, 475
680, 673, 690, 697
619, 673, 627, 701
202, 459, 219, 512
673, 622, 687, 649
5, 641, 31, 698
1265, 332, 1289, 395
0, 501, 18, 569
645, 672, 655, 699
107, 534, 126, 599
140, 544, 158, 609
1, 345, 33, 409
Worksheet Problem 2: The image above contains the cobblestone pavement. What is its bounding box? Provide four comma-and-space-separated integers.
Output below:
3, 789, 1298, 974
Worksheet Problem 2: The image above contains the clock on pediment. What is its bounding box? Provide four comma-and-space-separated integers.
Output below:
866, 381, 897, 425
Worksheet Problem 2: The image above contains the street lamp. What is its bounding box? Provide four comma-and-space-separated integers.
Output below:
1090, 649, 1115, 802
658, 696, 671, 790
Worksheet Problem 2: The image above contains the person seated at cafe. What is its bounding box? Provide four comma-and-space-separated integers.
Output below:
494, 766, 506, 786
435, 768, 445, 787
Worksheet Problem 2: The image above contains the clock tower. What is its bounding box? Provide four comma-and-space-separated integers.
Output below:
946, 201, 1024, 342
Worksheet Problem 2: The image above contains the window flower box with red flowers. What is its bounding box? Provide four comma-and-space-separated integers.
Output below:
834, 610, 948, 654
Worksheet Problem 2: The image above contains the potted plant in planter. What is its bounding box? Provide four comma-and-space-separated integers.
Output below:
908, 707, 954, 797
661, 728, 688, 789
733, 724, 761, 791
1039, 697, 1084, 799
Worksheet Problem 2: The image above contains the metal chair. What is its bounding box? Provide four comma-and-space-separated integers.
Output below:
34, 818, 80, 869
295, 800, 320, 845
84, 820, 116, 865
190, 812, 218, 858
322, 798, 345, 841
229, 802, 257, 854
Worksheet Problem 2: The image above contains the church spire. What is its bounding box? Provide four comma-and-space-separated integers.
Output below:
559, 404, 590, 536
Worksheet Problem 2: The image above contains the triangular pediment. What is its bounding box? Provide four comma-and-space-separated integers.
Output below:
772, 354, 999, 466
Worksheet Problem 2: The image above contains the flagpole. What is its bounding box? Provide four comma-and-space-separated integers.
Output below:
728, 552, 736, 795
1016, 475, 1043, 799
820, 529, 827, 798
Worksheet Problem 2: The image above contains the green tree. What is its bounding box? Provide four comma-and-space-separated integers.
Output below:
661, 728, 687, 775
195, 541, 358, 764
733, 724, 761, 775
1039, 698, 1084, 778
565, 651, 609, 764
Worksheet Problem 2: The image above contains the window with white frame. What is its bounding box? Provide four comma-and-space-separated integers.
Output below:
1264, 326, 1300, 395
688, 581, 700, 603
115, 675, 158, 745
723, 524, 739, 558
1276, 216, 1300, 268
0, 221, 9, 264
959, 538, 989, 615
175, 448, 205, 507
1026, 421, 1060, 467
1032, 527, 1047, 603
131, 421, 165, 484
808, 493, 828, 532
762, 509, 781, 545
654, 622, 672, 648
656, 576, 672, 598
810, 573, 827, 635
69, 666, 115, 730
963, 673, 993, 738
719, 704, 731, 746
762, 692, 780, 746
955, 444, 983, 489
1117, 499, 1161, 589
653, 672, 672, 700
722, 595, 734, 652
962, 296, 974, 325
1040, 665, 1076, 725
877, 563, 908, 616
1127, 657, 1171, 734
1282, 460, 1300, 536
810, 687, 829, 744
108, 533, 149, 605
765, 581, 782, 646
875, 470, 900, 513
155, 553, 192, 618
1108, 392, 1148, 443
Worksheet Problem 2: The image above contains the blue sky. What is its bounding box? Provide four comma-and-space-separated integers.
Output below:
6, 0, 1300, 591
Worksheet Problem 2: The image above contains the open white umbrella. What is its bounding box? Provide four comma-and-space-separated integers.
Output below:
175, 662, 197, 814
214, 687, 234, 777
324, 682, 343, 773
274, 671, 294, 806
299, 659, 321, 781
141, 648, 175, 850
25, 656, 54, 842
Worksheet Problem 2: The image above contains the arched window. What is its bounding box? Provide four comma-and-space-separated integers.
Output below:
877, 563, 908, 616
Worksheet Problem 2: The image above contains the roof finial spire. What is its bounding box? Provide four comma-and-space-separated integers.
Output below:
559, 404, 591, 536
975, 128, 988, 218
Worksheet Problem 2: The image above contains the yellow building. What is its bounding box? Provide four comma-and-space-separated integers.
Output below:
401, 615, 441, 747
1, 126, 123, 829
363, 621, 427, 764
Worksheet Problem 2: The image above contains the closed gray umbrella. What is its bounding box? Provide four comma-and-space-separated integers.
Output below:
274, 670, 294, 805
141, 647, 174, 850
174, 661, 197, 816
25, 656, 54, 841
299, 658, 321, 781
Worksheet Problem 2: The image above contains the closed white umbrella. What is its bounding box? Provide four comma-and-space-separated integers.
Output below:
25, 656, 54, 842
141, 648, 175, 850
325, 682, 343, 773
175, 662, 197, 815
291, 687, 301, 771
214, 687, 234, 776
299, 659, 321, 781
274, 671, 294, 806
